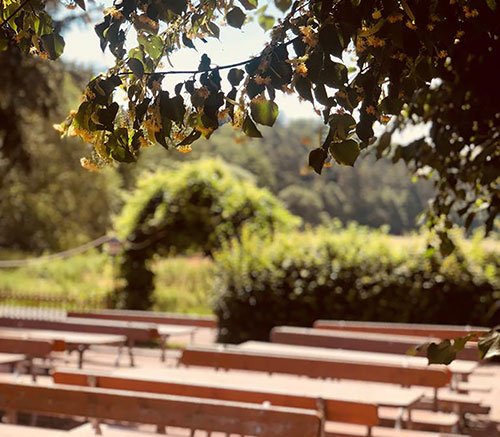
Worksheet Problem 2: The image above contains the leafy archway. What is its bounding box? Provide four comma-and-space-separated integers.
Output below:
113, 159, 299, 309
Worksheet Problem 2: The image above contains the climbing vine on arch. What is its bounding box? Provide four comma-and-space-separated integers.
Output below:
113, 159, 299, 309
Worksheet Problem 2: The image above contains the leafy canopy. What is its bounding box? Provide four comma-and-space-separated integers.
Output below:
2, 0, 498, 240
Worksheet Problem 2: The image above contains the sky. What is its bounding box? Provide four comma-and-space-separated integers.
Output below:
61, 5, 318, 122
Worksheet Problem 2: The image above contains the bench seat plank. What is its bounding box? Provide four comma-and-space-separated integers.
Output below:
68, 310, 217, 329
0, 381, 321, 437
237, 342, 477, 379
271, 327, 480, 361
313, 321, 488, 341
325, 422, 469, 437
58, 366, 425, 410
181, 345, 452, 388
54, 369, 379, 427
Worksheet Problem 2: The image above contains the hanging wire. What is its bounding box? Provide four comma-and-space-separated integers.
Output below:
0, 235, 113, 268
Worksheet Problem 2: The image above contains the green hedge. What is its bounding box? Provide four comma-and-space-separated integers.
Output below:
214, 224, 499, 343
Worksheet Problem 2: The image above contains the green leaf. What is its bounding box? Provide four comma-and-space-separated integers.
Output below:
309, 148, 328, 174
438, 232, 455, 257
182, 34, 195, 49
167, 0, 187, 15
226, 7, 246, 28
478, 330, 500, 359
177, 129, 202, 146
242, 115, 263, 138
250, 99, 279, 126
329, 139, 360, 166
239, 0, 258, 9
127, 58, 144, 78
485, 0, 497, 10
40, 33, 65, 60
198, 54, 211, 71
160, 94, 185, 123
376, 132, 392, 157
329, 113, 356, 140
207, 21, 220, 38
138, 34, 163, 61
426, 340, 456, 365
228, 68, 245, 87
319, 24, 343, 58
274, 0, 291, 12
258, 15, 275, 31
109, 128, 136, 163
379, 97, 403, 115
94, 102, 119, 131
295, 77, 314, 103
401, 0, 416, 21
75, 0, 86, 11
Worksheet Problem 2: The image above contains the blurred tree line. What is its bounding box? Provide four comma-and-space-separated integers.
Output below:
133, 121, 434, 234
0, 50, 119, 253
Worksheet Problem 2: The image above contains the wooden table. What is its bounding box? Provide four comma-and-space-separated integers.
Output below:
157, 325, 197, 362
0, 353, 25, 367
0, 424, 69, 436
0, 328, 126, 368
237, 341, 478, 381
112, 365, 425, 410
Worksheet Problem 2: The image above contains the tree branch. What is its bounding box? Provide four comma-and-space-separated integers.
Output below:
118, 37, 299, 77
1, 0, 32, 28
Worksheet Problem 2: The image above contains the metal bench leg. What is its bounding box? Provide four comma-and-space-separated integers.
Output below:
78, 347, 86, 369
433, 388, 439, 411
128, 339, 135, 367
406, 407, 413, 430
156, 424, 166, 434
315, 397, 326, 437
92, 419, 102, 435
115, 342, 124, 367
4, 410, 17, 424
160, 335, 169, 362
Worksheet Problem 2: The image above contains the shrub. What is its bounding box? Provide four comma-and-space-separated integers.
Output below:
214, 224, 499, 343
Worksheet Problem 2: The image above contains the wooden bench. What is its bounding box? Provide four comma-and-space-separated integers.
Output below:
0, 337, 64, 380
0, 381, 321, 437
0, 328, 126, 369
270, 327, 480, 361
0, 317, 159, 366
180, 345, 452, 389
180, 345, 489, 430
53, 369, 380, 430
312, 321, 489, 341
68, 309, 217, 329
54, 369, 471, 435
237, 342, 477, 384
0, 353, 27, 375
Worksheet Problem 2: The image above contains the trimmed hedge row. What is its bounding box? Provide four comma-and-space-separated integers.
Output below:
214, 225, 499, 344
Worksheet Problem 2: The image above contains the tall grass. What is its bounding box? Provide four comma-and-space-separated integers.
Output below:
0, 251, 214, 314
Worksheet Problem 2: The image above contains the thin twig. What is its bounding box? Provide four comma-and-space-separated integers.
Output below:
1, 0, 32, 28
118, 37, 299, 77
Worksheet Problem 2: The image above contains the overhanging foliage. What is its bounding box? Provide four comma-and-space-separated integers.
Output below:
1, 0, 498, 240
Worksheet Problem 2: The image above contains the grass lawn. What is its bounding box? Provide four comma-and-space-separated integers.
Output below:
0, 250, 214, 314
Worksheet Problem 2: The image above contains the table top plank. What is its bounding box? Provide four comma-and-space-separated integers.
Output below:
0, 352, 26, 365
103, 365, 424, 408
0, 328, 126, 346
237, 341, 477, 376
